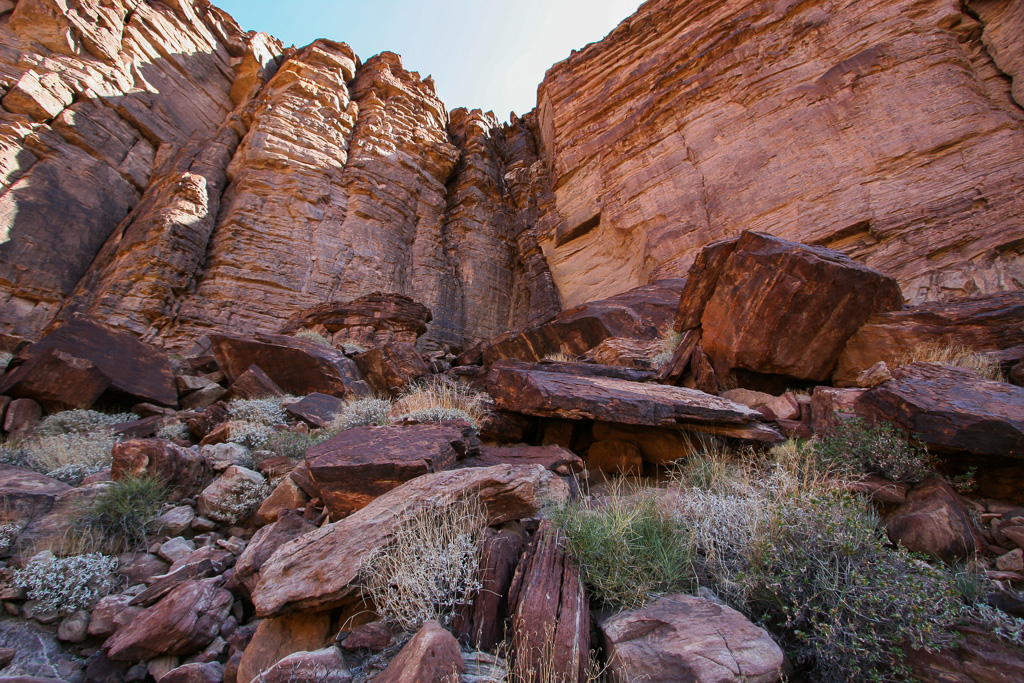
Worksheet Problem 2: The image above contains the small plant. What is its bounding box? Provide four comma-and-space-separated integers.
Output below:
34, 409, 134, 437
226, 422, 277, 451
0, 522, 20, 550
329, 397, 394, 431
155, 421, 192, 442
542, 351, 576, 363
895, 340, 1003, 381
294, 329, 332, 347
361, 497, 485, 631
228, 397, 288, 425
814, 417, 934, 483
391, 377, 487, 428
19, 430, 119, 485
205, 477, 270, 526
651, 329, 684, 369
13, 552, 120, 614
554, 487, 693, 608
75, 475, 167, 552
393, 406, 477, 427
263, 430, 332, 460
504, 620, 611, 683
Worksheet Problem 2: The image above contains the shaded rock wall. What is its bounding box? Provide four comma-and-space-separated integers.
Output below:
534, 0, 1024, 308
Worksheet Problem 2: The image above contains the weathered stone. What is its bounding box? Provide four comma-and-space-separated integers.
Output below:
374, 620, 463, 683
674, 237, 741, 333
129, 548, 234, 608
210, 333, 364, 399
9, 485, 106, 559
0, 348, 110, 411
600, 594, 784, 683
234, 510, 316, 597
187, 402, 230, 440
908, 625, 1024, 683
307, 422, 479, 518
159, 537, 196, 565
720, 389, 800, 421
196, 466, 266, 524
810, 387, 866, 434
461, 445, 583, 476
227, 365, 284, 400
255, 646, 352, 683
254, 477, 310, 526
591, 422, 697, 465
580, 337, 665, 371
200, 443, 252, 470
848, 476, 910, 507
280, 293, 432, 348
105, 578, 233, 662
858, 362, 1024, 457
886, 478, 985, 563
88, 594, 143, 639
342, 622, 392, 653
3, 399, 43, 443
236, 613, 333, 683
835, 293, 1024, 386
160, 662, 224, 683
587, 440, 645, 476
0, 464, 72, 528
56, 610, 90, 644
155, 506, 197, 536
352, 343, 430, 396
460, 527, 525, 651
0, 619, 82, 680
285, 393, 346, 429
117, 552, 171, 587
252, 465, 569, 616
508, 521, 589, 683
111, 439, 211, 500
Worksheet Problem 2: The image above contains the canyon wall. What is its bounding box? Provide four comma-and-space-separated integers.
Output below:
0, 0, 1022, 350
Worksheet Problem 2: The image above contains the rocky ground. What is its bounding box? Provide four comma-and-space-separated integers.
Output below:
0, 233, 1022, 682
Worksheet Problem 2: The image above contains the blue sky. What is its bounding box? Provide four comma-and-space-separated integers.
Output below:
214, 0, 643, 121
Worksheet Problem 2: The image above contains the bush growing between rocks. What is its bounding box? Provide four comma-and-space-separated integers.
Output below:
228, 397, 289, 425
75, 475, 167, 552
15, 430, 119, 485
34, 409, 134, 436
328, 397, 394, 431
205, 477, 270, 526
361, 497, 485, 632
262, 430, 332, 460
541, 351, 576, 363
394, 406, 478, 426
155, 421, 192, 443
13, 552, 119, 614
814, 417, 934, 483
896, 340, 1004, 381
651, 329, 684, 369
391, 377, 486, 429
293, 329, 332, 347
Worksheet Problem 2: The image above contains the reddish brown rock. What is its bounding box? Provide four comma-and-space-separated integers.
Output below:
105, 578, 233, 662
834, 293, 1024, 386
693, 232, 903, 382
2, 398, 42, 442
88, 595, 143, 640
481, 280, 686, 364
509, 521, 590, 683
234, 510, 316, 597
580, 337, 665, 370
908, 625, 1024, 683
810, 387, 866, 434
459, 527, 525, 651
857, 362, 1024, 457
0, 348, 110, 411
587, 440, 645, 476
885, 478, 985, 563
307, 422, 479, 518
600, 594, 784, 683
254, 477, 310, 526
252, 465, 569, 616
187, 401, 230, 440
280, 293, 432, 348
461, 445, 584, 476
255, 646, 352, 683
285, 393, 346, 429
0, 464, 72, 528
160, 662, 225, 683
342, 622, 393, 652
237, 613, 334, 683
374, 620, 463, 683
210, 333, 364, 398
226, 365, 284, 400
674, 237, 741, 333
352, 343, 431, 396
111, 439, 211, 501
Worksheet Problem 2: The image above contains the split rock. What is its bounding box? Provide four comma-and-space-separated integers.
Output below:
373, 621, 462, 683
886, 478, 985, 563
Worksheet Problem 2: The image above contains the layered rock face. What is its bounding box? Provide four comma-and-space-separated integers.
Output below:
534, 0, 1024, 308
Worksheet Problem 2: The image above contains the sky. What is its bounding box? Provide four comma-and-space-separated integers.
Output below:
213, 0, 643, 121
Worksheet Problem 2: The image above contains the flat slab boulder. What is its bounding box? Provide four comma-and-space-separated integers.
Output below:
462, 445, 583, 476
834, 292, 1024, 386
487, 360, 782, 443
210, 333, 364, 398
683, 231, 904, 382
353, 342, 430, 395
600, 594, 783, 683
857, 362, 1024, 458
285, 393, 346, 428
111, 439, 211, 501
252, 464, 569, 616
479, 280, 686, 364
0, 348, 110, 411
10, 316, 177, 406
0, 464, 72, 529
307, 421, 480, 518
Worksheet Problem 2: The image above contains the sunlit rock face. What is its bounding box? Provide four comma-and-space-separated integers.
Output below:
1, 0, 1022, 349
532, 0, 1024, 309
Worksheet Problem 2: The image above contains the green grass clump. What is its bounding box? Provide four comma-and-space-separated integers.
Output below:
76, 475, 167, 552
262, 430, 332, 460
814, 417, 934, 483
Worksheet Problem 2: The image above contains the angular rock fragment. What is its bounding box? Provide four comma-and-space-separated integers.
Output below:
373, 620, 463, 683
237, 613, 333, 683
459, 526, 525, 650
234, 510, 316, 596
0, 348, 110, 411
255, 646, 352, 683
285, 393, 346, 429
461, 445, 583, 476
886, 478, 985, 563
352, 343, 430, 396
280, 293, 432, 348
3, 398, 42, 442
227, 365, 284, 400
111, 439, 211, 500
0, 464, 72, 528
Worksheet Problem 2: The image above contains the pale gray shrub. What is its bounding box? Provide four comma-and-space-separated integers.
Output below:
205, 477, 270, 526
394, 406, 477, 428
329, 398, 393, 431
228, 397, 288, 425
35, 410, 134, 436
14, 552, 119, 614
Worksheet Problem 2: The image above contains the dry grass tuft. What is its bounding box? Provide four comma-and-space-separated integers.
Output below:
391, 376, 487, 427
542, 352, 577, 363
895, 340, 1003, 381
294, 329, 332, 347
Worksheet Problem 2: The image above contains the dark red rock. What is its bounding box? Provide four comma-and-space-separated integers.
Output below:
908, 625, 1024, 683
15, 316, 177, 406
128, 549, 234, 608
580, 337, 664, 370
341, 621, 392, 652
110, 415, 164, 439
234, 510, 316, 596
236, 613, 334, 683
694, 232, 904, 381
2, 398, 42, 442
226, 364, 284, 400
857, 362, 1024, 458
459, 526, 525, 650
810, 387, 867, 434
111, 439, 211, 500
210, 333, 364, 398
306, 422, 480, 518
462, 445, 583, 476
0, 463, 72, 528
885, 478, 985, 563
279, 293, 432, 348
481, 280, 686, 365
285, 393, 346, 428
159, 662, 224, 683
187, 401, 230, 440
0, 347, 110, 410
373, 620, 463, 683
673, 236, 740, 333
508, 521, 589, 683
255, 646, 352, 683
656, 327, 700, 385
105, 578, 233, 661
352, 342, 430, 396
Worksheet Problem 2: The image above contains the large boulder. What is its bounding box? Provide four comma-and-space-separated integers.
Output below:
236, 613, 333, 683
255, 646, 352, 683
373, 621, 463, 683
0, 464, 72, 529
857, 362, 1024, 458
110, 439, 211, 500
352, 342, 430, 395
279, 293, 432, 348
104, 578, 233, 661
10, 316, 177, 406
461, 445, 584, 476
234, 510, 316, 596
508, 521, 590, 683
252, 464, 569, 616
600, 594, 784, 683
209, 333, 364, 398
677, 232, 903, 382
487, 359, 782, 442
0, 347, 110, 411
479, 280, 686, 365
834, 292, 1024, 386
306, 421, 479, 518
285, 392, 346, 429
885, 478, 985, 563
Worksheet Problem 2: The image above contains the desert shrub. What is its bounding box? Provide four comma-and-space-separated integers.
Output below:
205, 477, 270, 526
0, 522, 19, 550
0, 350, 11, 373
542, 351, 576, 363
896, 340, 1003, 381
651, 329, 684, 369
391, 377, 486, 428
554, 489, 693, 608
744, 491, 961, 682
225, 422, 276, 451
155, 421, 191, 442
294, 329, 332, 347
19, 430, 119, 485
75, 475, 167, 552
815, 417, 934, 483
34, 409, 134, 437
361, 497, 485, 631
13, 552, 120, 614
329, 397, 394, 431
228, 397, 288, 425
393, 406, 477, 426
262, 430, 332, 460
